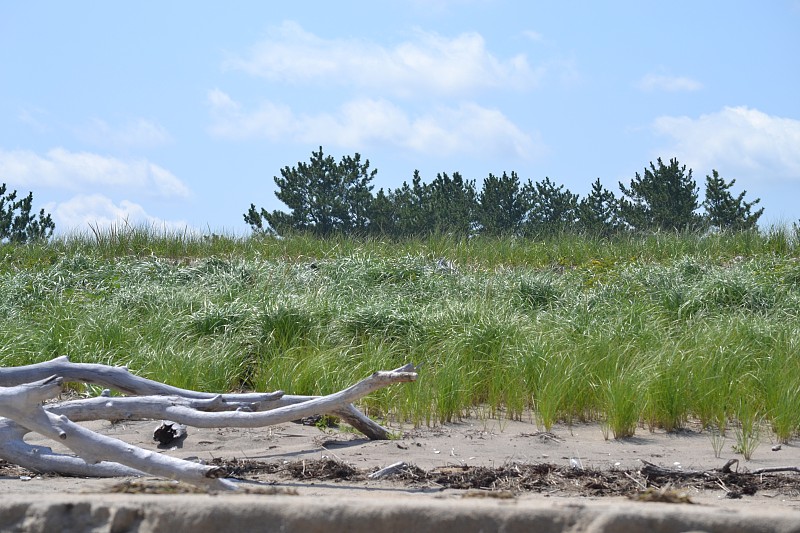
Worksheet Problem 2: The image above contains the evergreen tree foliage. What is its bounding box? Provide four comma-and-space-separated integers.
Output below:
703, 170, 763, 231
400, 170, 434, 237
367, 170, 478, 238
365, 188, 396, 237
478, 171, 525, 236
246, 149, 769, 239
367, 171, 433, 238
577, 178, 620, 236
244, 147, 376, 236
0, 183, 55, 243
521, 177, 578, 236
618, 158, 700, 231
428, 171, 478, 235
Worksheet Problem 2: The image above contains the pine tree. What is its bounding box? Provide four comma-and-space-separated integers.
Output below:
618, 158, 700, 231
428, 171, 478, 235
366, 188, 396, 237
0, 184, 55, 243
478, 171, 525, 236
577, 178, 620, 236
244, 147, 376, 236
703, 169, 763, 231
522, 177, 578, 236
392, 171, 433, 238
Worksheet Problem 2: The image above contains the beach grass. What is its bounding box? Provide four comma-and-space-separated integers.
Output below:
2, 224, 799, 449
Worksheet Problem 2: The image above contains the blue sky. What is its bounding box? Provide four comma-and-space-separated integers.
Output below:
2, 1, 799, 236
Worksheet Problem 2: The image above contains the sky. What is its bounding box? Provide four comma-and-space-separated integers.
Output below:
1, 1, 799, 236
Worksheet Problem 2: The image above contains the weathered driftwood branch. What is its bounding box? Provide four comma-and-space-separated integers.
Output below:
39, 365, 416, 429
0, 360, 418, 490
750, 465, 800, 474
369, 461, 408, 479
639, 459, 706, 478
0, 416, 146, 477
0, 356, 280, 400
0, 356, 391, 439
0, 376, 236, 490
641, 458, 800, 477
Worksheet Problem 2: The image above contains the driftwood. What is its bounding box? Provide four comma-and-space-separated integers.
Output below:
639, 458, 800, 499
641, 458, 800, 477
368, 461, 408, 479
0, 357, 418, 490
0, 355, 392, 439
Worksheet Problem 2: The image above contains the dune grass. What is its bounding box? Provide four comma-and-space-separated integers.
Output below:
2, 224, 800, 448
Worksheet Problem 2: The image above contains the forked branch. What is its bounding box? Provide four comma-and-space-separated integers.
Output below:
0, 359, 418, 490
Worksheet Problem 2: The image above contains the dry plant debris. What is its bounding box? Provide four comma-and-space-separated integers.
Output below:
213, 458, 800, 499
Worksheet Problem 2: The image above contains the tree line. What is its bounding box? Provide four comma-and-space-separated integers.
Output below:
0, 142, 766, 244
245, 146, 764, 238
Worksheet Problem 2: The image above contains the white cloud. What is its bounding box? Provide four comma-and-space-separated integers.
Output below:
522, 30, 545, 42
206, 89, 295, 140
17, 107, 52, 133
402, 102, 541, 157
638, 73, 703, 92
0, 147, 190, 198
47, 194, 195, 235
207, 88, 239, 112
225, 21, 540, 97
207, 91, 540, 158
652, 106, 800, 180
75, 118, 173, 148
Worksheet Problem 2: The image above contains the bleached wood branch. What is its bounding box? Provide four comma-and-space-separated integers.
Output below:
0, 355, 282, 401
0, 417, 144, 477
640, 458, 800, 477
0, 376, 237, 490
749, 465, 800, 474
0, 355, 393, 439
369, 461, 408, 479
0, 361, 418, 489
41, 365, 416, 429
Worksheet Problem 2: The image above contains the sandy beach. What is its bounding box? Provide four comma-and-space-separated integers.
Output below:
3, 413, 800, 532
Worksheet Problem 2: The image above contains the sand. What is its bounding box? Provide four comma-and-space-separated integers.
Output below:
2, 415, 800, 531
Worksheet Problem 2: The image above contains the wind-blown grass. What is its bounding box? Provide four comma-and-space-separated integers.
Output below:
2, 224, 800, 447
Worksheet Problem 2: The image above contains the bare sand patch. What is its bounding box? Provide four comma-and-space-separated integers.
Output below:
3, 414, 799, 514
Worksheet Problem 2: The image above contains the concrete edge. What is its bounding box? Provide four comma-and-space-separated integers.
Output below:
1, 494, 798, 533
